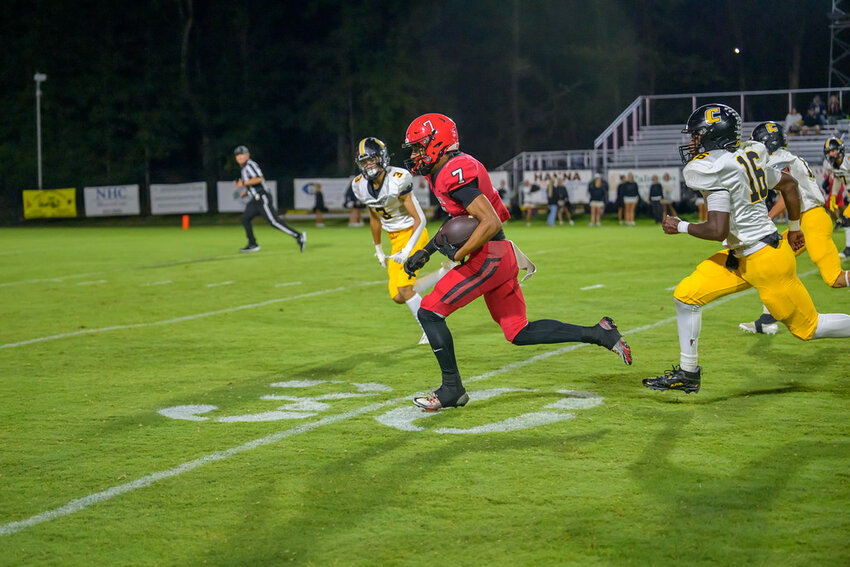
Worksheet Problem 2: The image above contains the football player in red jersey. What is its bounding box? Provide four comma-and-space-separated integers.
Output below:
402, 113, 632, 411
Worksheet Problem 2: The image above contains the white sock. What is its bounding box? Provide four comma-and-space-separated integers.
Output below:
405, 293, 424, 330
762, 305, 771, 316
845, 227, 850, 247
675, 299, 701, 372
813, 313, 850, 338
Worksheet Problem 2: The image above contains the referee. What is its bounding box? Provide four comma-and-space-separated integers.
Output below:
234, 145, 305, 253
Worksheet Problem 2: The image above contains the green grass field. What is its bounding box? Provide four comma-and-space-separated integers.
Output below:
1, 216, 849, 566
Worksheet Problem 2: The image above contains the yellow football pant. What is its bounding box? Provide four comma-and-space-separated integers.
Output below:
386, 226, 430, 299
674, 239, 819, 340
781, 206, 844, 287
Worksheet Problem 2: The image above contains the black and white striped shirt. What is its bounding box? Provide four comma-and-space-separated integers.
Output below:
240, 158, 267, 199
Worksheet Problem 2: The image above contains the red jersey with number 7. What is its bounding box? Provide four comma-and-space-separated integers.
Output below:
429, 152, 511, 222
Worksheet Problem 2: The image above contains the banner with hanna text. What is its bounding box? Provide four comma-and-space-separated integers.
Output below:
520, 170, 593, 206
23, 188, 77, 219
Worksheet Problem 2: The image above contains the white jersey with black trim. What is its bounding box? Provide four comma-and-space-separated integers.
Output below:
350, 166, 417, 233
683, 140, 782, 253
823, 156, 850, 185
769, 148, 824, 212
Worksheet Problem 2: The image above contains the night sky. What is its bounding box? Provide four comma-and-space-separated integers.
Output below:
0, 0, 837, 219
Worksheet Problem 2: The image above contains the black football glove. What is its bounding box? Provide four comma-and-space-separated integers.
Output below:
435, 234, 461, 261
404, 249, 431, 278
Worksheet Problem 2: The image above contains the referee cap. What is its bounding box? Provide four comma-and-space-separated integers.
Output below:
233, 145, 250, 155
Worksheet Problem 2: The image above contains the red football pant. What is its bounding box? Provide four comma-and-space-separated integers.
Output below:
421, 240, 528, 341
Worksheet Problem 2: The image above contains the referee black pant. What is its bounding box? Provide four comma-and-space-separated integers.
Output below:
242, 191, 301, 246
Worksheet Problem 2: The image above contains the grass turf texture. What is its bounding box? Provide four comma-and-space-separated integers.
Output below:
1, 216, 849, 566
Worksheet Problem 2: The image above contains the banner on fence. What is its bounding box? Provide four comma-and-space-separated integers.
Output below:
83, 184, 140, 217
150, 182, 208, 215
23, 188, 77, 219
607, 168, 682, 203
293, 176, 434, 211
520, 170, 594, 206
216, 180, 277, 213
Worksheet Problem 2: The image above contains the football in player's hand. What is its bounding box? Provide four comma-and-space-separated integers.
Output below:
436, 215, 480, 247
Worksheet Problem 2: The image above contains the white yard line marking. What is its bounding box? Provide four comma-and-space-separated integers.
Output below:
0, 285, 372, 350
143, 281, 172, 287
274, 281, 302, 287
0, 270, 818, 536
76, 280, 108, 286
580, 284, 605, 290
206, 281, 234, 288
0, 272, 105, 288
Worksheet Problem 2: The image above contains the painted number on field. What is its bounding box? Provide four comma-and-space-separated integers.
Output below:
158, 382, 602, 434
375, 389, 602, 433
157, 380, 392, 423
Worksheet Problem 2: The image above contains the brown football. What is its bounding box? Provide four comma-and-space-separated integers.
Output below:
436, 215, 480, 246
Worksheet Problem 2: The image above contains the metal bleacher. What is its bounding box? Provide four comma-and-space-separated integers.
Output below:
608, 121, 847, 169
495, 87, 850, 179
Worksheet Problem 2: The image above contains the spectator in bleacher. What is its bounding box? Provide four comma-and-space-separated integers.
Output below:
694, 188, 707, 222
811, 95, 828, 125
522, 180, 543, 226
312, 183, 329, 227
649, 175, 664, 224
588, 174, 606, 226
802, 106, 822, 136
546, 178, 559, 226
622, 172, 639, 226
615, 175, 627, 225
827, 95, 845, 125
784, 107, 803, 135
556, 177, 574, 225
344, 182, 365, 227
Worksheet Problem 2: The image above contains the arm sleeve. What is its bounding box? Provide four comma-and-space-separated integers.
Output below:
402, 195, 426, 252
705, 190, 731, 213
448, 181, 481, 208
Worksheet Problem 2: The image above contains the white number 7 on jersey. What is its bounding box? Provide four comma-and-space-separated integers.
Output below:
451, 168, 465, 184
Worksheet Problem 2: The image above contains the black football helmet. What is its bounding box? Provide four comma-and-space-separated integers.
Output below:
679, 104, 742, 164
355, 137, 390, 180
824, 136, 845, 166
750, 121, 787, 154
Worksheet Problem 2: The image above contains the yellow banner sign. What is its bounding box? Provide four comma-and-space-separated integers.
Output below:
23, 188, 77, 219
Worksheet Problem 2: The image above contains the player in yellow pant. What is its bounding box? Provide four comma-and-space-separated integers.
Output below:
739, 122, 850, 335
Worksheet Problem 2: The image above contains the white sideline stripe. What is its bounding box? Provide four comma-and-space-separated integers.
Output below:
143, 281, 172, 286
76, 280, 108, 286
0, 272, 104, 288
0, 286, 354, 350
580, 284, 605, 290
274, 281, 302, 288
0, 269, 819, 535
206, 281, 234, 288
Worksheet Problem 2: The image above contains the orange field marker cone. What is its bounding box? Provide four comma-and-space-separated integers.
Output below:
182, 215, 189, 230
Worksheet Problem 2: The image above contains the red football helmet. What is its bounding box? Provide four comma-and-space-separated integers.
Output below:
402, 113, 459, 174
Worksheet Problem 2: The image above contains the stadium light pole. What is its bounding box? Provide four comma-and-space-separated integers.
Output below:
34, 72, 47, 190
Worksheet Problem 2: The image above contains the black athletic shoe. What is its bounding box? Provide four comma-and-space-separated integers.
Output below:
643, 365, 701, 394
240, 244, 260, 253
598, 317, 632, 365
296, 232, 307, 253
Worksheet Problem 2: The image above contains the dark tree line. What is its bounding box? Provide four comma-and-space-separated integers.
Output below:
0, 0, 829, 222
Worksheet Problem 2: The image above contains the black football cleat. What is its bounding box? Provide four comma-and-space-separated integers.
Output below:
240, 244, 260, 253
598, 317, 632, 365
296, 232, 307, 253
413, 389, 469, 411
643, 365, 701, 394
